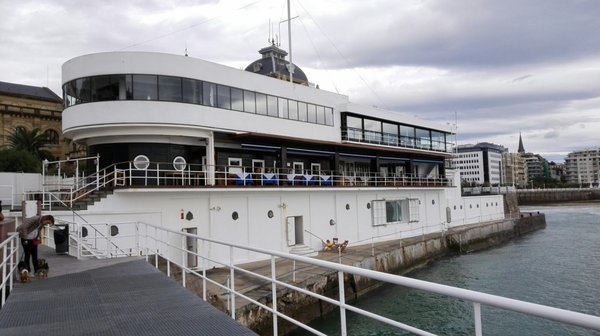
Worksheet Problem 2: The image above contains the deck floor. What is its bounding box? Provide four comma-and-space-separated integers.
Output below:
0, 246, 257, 336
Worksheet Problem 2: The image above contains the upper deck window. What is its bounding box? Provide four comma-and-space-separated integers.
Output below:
63, 73, 334, 127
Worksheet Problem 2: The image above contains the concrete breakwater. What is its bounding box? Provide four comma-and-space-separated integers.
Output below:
517, 189, 600, 205
236, 212, 546, 335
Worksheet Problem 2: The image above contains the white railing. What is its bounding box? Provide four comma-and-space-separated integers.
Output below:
0, 233, 20, 309
65, 220, 600, 335
40, 159, 454, 210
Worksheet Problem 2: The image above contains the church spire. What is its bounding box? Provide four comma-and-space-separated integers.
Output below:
517, 132, 525, 153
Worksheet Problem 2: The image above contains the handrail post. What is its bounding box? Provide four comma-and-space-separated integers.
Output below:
229, 246, 236, 319
474, 302, 482, 336
182, 235, 187, 288
9, 236, 15, 292
271, 256, 278, 335
202, 239, 207, 301
338, 271, 347, 336
2, 244, 7, 307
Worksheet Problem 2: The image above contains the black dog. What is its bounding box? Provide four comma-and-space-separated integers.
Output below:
36, 259, 49, 279
17, 261, 31, 283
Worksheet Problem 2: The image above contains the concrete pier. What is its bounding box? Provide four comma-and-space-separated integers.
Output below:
158, 212, 546, 335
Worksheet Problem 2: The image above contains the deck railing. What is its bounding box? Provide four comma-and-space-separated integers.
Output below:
41, 159, 453, 209
0, 232, 19, 309
51, 220, 600, 335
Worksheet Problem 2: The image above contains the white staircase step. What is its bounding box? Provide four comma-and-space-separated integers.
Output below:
289, 244, 318, 257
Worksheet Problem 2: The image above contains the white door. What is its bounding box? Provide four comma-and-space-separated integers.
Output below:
183, 227, 198, 268
286, 216, 296, 246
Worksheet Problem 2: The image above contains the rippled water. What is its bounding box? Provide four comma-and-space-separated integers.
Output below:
307, 204, 600, 336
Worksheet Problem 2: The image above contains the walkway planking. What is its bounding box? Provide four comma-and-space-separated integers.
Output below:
0, 246, 257, 336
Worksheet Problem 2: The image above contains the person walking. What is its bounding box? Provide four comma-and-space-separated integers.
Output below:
17, 215, 54, 273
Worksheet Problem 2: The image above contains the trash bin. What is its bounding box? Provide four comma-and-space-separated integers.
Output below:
53, 224, 69, 254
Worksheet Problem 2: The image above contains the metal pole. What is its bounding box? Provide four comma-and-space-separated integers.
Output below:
338, 271, 347, 336
202, 240, 207, 301
182, 235, 186, 288
287, 0, 294, 84
271, 257, 278, 335
229, 246, 235, 319
474, 302, 483, 336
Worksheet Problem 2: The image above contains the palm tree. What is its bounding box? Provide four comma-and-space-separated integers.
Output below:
7, 127, 54, 161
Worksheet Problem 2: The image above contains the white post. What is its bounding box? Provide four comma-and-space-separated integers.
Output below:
474, 302, 483, 336
182, 235, 186, 288
271, 257, 278, 335
2, 244, 6, 307
202, 240, 207, 301
229, 246, 235, 319
338, 271, 347, 336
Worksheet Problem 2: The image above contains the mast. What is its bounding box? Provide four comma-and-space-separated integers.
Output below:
287, 0, 294, 84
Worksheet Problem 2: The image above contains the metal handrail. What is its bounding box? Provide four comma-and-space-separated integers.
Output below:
0, 232, 20, 308
71, 220, 600, 335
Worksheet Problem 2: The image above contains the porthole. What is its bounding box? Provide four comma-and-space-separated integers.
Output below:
477, 204, 479, 208
470, 204, 472, 209
460, 205, 463, 210
110, 225, 119, 237
486, 203, 488, 207
366, 203, 371, 209
81, 227, 88, 238
133, 155, 150, 170
232, 211, 239, 220
432, 200, 435, 205
329, 219, 336, 226
345, 204, 350, 210
496, 202, 498, 206
173, 156, 187, 171
453, 205, 457, 210
267, 210, 274, 218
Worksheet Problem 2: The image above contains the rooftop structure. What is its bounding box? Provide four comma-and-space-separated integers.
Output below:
454, 142, 506, 186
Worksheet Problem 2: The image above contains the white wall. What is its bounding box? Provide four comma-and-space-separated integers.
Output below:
48, 186, 504, 266
0, 173, 42, 209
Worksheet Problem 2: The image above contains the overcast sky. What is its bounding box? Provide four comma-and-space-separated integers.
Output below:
2, 0, 600, 162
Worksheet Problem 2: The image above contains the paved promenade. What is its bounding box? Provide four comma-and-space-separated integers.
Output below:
0, 246, 256, 336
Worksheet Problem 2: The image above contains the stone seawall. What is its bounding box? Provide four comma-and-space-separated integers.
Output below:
517, 189, 600, 205
241, 213, 546, 335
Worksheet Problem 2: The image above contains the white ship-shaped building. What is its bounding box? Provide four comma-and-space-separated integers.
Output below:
54, 44, 504, 264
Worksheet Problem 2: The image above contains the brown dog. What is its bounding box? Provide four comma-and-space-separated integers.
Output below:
36, 259, 49, 279
18, 261, 31, 283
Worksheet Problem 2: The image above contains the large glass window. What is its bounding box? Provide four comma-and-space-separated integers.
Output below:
244, 91, 256, 113
316, 106, 325, 125
307, 104, 317, 123
298, 102, 308, 121
217, 85, 231, 109
231, 88, 243, 111
132, 75, 158, 100
278, 97, 288, 118
256, 93, 267, 115
203, 83, 216, 107
416, 128, 431, 149
431, 131, 446, 151
63, 74, 336, 127
400, 125, 415, 147
267, 95, 278, 117
325, 107, 333, 126
364, 119, 382, 143
383, 123, 398, 146
289, 100, 298, 120
182, 79, 202, 104
158, 76, 182, 101
91, 75, 112, 101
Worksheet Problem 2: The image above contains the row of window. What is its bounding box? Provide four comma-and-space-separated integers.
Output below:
63, 74, 334, 126
342, 114, 450, 152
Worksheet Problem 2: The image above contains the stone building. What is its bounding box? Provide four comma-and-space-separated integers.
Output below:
0, 81, 75, 160
502, 151, 527, 188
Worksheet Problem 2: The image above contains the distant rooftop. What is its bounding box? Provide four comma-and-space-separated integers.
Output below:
0, 80, 62, 103
457, 142, 506, 152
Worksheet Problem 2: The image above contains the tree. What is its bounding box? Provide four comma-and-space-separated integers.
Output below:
0, 148, 41, 173
7, 127, 55, 161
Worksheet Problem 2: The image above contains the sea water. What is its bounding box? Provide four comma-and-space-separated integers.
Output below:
308, 204, 600, 336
